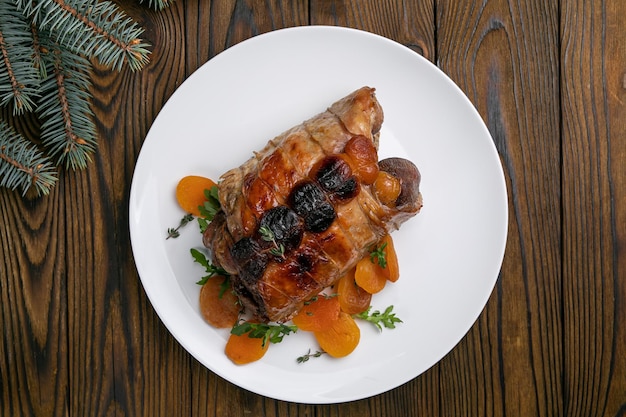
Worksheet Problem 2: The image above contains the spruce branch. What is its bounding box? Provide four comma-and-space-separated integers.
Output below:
16, 0, 151, 71
38, 30, 96, 170
30, 23, 47, 79
0, 1, 41, 114
137, 0, 174, 11
0, 0, 172, 196
0, 120, 57, 196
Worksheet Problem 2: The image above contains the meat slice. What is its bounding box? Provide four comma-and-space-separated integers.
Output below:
204, 87, 422, 323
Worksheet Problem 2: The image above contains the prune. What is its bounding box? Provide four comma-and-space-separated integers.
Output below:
258, 206, 304, 252
240, 254, 269, 285
230, 237, 260, 263
288, 181, 336, 232
332, 177, 358, 200
230, 237, 268, 284
302, 203, 335, 232
314, 156, 359, 201
315, 156, 353, 192
289, 181, 325, 214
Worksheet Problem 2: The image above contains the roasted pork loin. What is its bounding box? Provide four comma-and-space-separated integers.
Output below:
203, 87, 422, 323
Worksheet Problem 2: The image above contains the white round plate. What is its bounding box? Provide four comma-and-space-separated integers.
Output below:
129, 26, 508, 404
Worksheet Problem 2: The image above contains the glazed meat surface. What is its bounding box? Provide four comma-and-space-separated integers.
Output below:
204, 87, 422, 323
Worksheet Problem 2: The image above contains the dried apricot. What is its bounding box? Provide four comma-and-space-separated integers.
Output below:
176, 175, 217, 216
354, 255, 387, 294
292, 295, 341, 332
373, 171, 401, 206
314, 312, 360, 358
336, 268, 371, 315
199, 276, 239, 328
380, 234, 400, 282
225, 331, 269, 365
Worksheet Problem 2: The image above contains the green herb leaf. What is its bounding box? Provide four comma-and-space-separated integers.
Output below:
354, 305, 402, 331
231, 322, 298, 347
259, 225, 286, 258
197, 217, 210, 233
259, 225, 272, 241
198, 186, 221, 221
296, 349, 326, 363
190, 248, 229, 285
369, 242, 388, 268
217, 275, 232, 299
166, 213, 195, 239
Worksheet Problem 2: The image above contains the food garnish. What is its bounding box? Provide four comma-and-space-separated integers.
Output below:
199, 275, 239, 328
369, 242, 388, 268
292, 295, 341, 332
336, 268, 371, 315
354, 255, 388, 294
225, 330, 270, 365
296, 349, 326, 363
354, 305, 403, 331
258, 225, 286, 259
230, 321, 298, 348
190, 248, 229, 286
379, 234, 400, 282
166, 213, 194, 239
197, 186, 220, 232
313, 311, 361, 357
175, 175, 217, 216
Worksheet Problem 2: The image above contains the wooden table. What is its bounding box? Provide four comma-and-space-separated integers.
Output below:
2, 1, 625, 416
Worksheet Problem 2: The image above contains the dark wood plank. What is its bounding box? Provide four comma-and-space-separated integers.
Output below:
310, 0, 435, 61
436, 1, 562, 416
0, 189, 68, 417
561, 0, 626, 416
61, 2, 195, 416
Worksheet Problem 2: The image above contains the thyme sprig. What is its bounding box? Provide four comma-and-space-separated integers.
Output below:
259, 225, 286, 258
354, 305, 402, 331
166, 213, 195, 239
231, 321, 297, 348
296, 349, 326, 363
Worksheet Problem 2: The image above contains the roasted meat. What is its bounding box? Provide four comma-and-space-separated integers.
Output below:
203, 87, 422, 323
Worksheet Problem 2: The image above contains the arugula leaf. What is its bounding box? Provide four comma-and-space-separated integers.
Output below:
354, 305, 402, 331
231, 322, 298, 347
197, 217, 210, 233
198, 185, 220, 221
369, 242, 388, 268
190, 248, 229, 286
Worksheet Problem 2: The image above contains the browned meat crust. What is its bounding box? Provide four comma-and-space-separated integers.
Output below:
204, 87, 422, 323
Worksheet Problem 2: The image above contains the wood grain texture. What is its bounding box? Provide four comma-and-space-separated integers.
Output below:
561, 0, 626, 416
0, 190, 67, 417
1, 0, 625, 416
437, 1, 562, 416
310, 0, 435, 61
